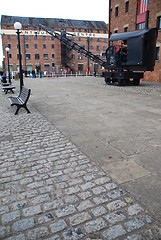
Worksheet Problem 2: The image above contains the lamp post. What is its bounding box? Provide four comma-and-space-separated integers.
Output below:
5, 47, 11, 84
3, 56, 5, 72
14, 21, 23, 92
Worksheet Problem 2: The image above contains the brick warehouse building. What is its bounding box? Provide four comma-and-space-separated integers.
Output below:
110, 0, 161, 82
1, 15, 108, 76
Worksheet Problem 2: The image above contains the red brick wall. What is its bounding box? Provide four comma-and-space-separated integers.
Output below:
2, 24, 108, 75
2, 25, 62, 74
146, 0, 161, 82
110, 0, 137, 33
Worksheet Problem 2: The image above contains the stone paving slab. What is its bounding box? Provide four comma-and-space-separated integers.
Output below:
0, 90, 161, 239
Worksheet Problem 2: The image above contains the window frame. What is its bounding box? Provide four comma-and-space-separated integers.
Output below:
115, 6, 119, 17
125, 1, 129, 13
35, 54, 40, 60
43, 54, 48, 60
156, 46, 160, 60
26, 53, 31, 60
157, 16, 161, 30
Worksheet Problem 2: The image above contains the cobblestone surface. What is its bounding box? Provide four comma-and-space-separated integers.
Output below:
0, 87, 161, 239
82, 78, 161, 97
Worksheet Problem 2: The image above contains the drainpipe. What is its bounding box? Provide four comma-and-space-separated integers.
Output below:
145, 10, 149, 29
108, 0, 112, 47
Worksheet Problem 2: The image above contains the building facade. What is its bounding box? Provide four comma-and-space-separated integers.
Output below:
1, 15, 108, 76
110, 0, 161, 82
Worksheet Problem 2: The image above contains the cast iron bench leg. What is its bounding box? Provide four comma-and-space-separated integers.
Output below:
24, 105, 31, 114
15, 106, 21, 115
15, 105, 31, 115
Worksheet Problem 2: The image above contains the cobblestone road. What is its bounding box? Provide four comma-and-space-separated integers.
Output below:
0, 85, 161, 240
83, 78, 161, 97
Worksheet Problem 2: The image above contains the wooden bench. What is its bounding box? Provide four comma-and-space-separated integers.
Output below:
8, 86, 31, 115
2, 85, 16, 94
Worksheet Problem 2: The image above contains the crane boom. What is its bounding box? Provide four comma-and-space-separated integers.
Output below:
37, 24, 106, 67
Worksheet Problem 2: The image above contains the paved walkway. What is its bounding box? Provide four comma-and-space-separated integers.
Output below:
0, 78, 161, 239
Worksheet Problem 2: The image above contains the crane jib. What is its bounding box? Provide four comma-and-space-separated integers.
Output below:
37, 24, 106, 67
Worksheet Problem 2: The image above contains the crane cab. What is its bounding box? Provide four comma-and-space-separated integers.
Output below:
104, 27, 158, 86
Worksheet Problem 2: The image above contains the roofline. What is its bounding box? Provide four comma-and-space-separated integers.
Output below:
1, 15, 108, 30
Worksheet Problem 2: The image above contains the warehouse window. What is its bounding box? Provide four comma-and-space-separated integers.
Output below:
102, 52, 106, 60
26, 54, 30, 60
78, 53, 83, 60
78, 64, 83, 71
8, 44, 11, 49
34, 35, 37, 40
35, 54, 40, 59
43, 36, 46, 40
35, 44, 37, 49
115, 6, 119, 17
26, 36, 28, 40
125, 1, 129, 13
156, 47, 160, 60
157, 16, 161, 29
52, 54, 55, 58
52, 44, 54, 49
43, 44, 46, 49
26, 44, 29, 49
124, 27, 128, 32
43, 54, 48, 59
94, 64, 99, 72
44, 64, 50, 72
17, 54, 22, 60
96, 46, 100, 51
7, 35, 11, 40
